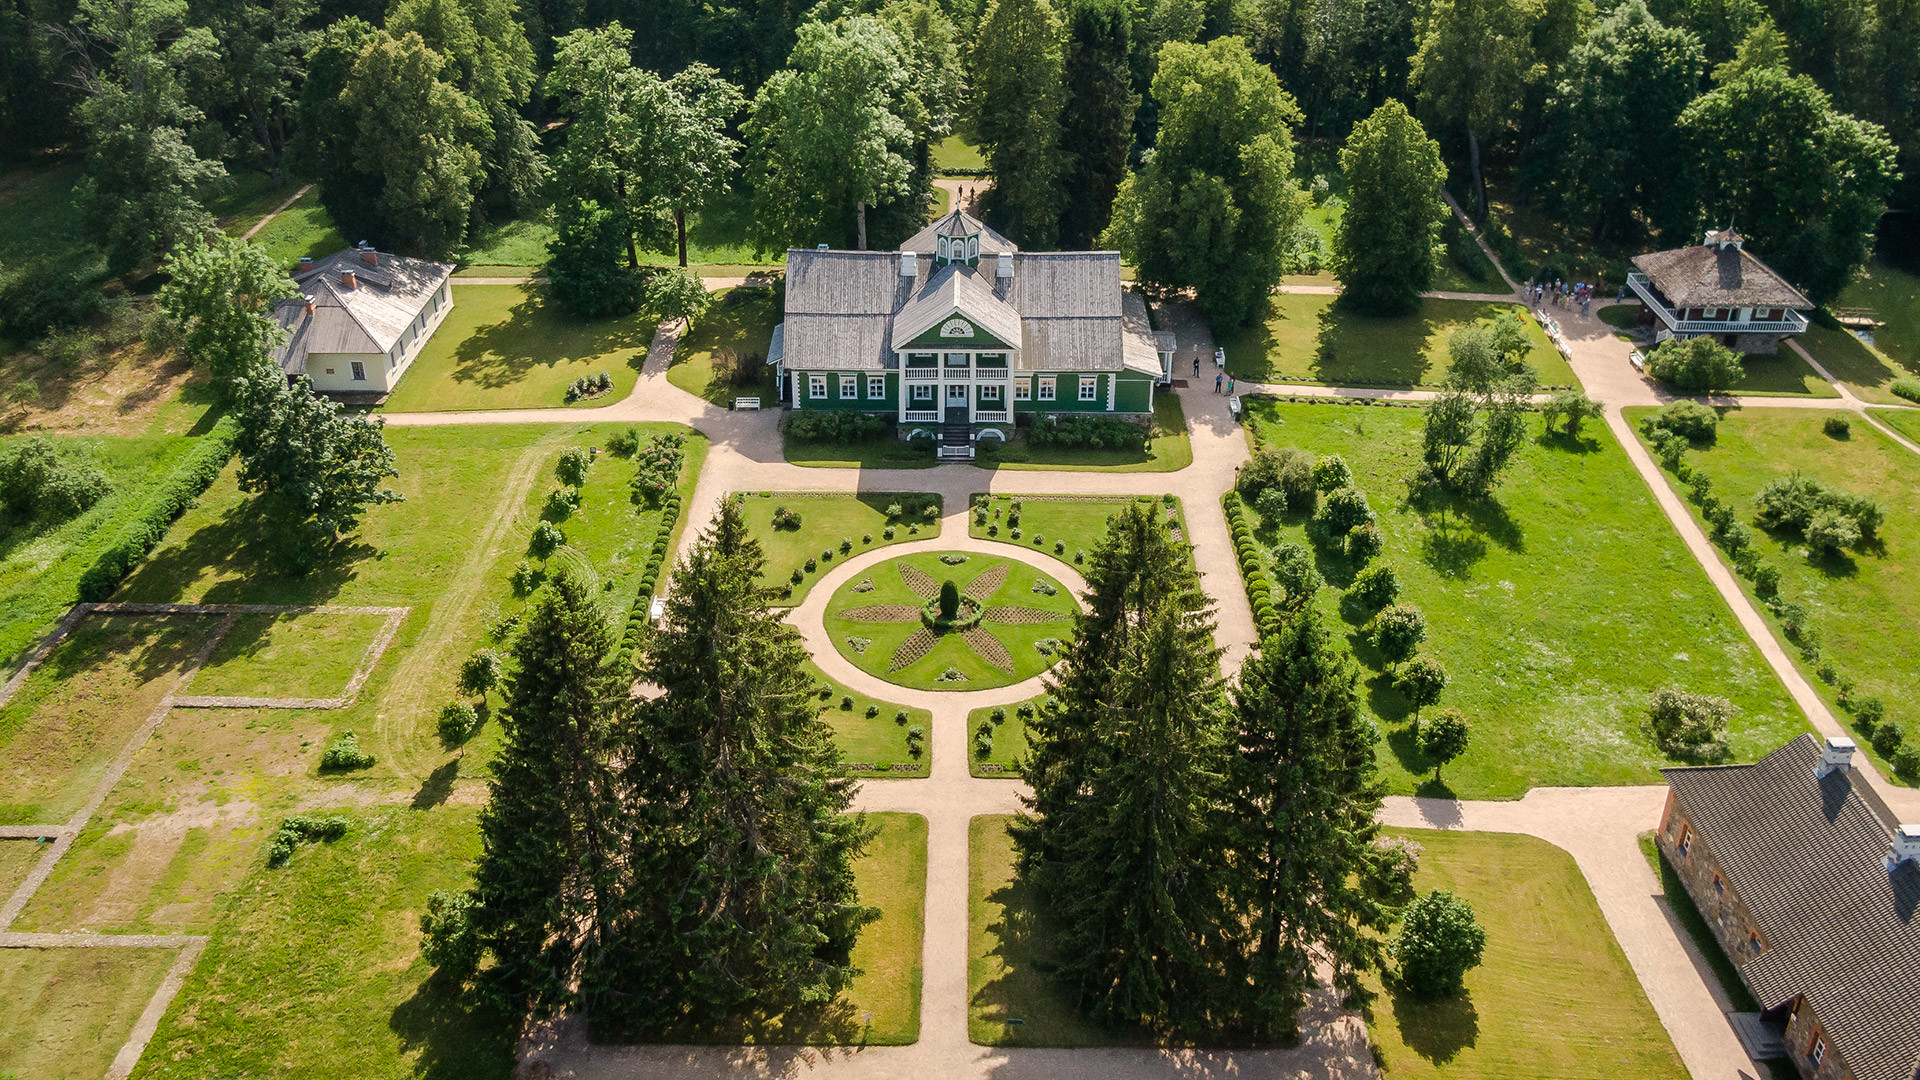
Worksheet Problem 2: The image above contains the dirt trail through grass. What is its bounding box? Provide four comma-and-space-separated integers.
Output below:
373, 438, 554, 781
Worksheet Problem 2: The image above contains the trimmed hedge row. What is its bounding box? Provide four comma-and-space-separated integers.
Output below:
1222, 492, 1282, 638
77, 420, 238, 602
616, 490, 684, 661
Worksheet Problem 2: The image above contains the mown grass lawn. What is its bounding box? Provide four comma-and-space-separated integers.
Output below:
458, 215, 553, 268
1244, 398, 1804, 798
3, 945, 182, 1080
1870, 406, 1920, 441
974, 394, 1193, 472
666, 287, 781, 406
783, 429, 940, 469
824, 551, 1075, 692
1837, 258, 1920, 372
1222, 295, 1575, 389
736, 491, 942, 604
129, 805, 519, 1080
380, 285, 658, 412
192, 610, 391, 699
967, 695, 1047, 777
0, 836, 44, 897
0, 614, 208, 825
801, 658, 931, 777
1793, 322, 1916, 404
969, 492, 1185, 573
1626, 406, 1920, 783
1365, 829, 1687, 1080
113, 423, 702, 781
1718, 345, 1837, 398
246, 186, 348, 269
932, 135, 986, 173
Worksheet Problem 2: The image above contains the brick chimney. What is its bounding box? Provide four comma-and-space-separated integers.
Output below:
361, 248, 378, 266
1815, 736, 1856, 779
297, 255, 314, 273
304, 298, 315, 316
340, 269, 357, 290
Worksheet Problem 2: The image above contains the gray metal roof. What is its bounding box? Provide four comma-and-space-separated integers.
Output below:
779, 246, 1137, 373
272, 247, 451, 374
1632, 241, 1812, 309
1664, 736, 1920, 1080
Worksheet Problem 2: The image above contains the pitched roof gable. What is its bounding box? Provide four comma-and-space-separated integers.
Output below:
1630, 244, 1812, 309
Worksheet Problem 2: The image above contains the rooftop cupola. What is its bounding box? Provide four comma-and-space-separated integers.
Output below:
1704, 226, 1745, 251
933, 211, 981, 269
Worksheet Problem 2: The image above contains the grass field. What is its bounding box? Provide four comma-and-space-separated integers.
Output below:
2, 945, 181, 1080
1716, 346, 1838, 398
1792, 322, 1915, 404
191, 610, 390, 699
783, 429, 940, 469
380, 285, 658, 412
1627, 406, 1920, 783
932, 135, 987, 173
459, 215, 553, 268
1221, 296, 1576, 389
802, 658, 932, 777
823, 551, 1076, 692
0, 836, 44, 895
112, 423, 703, 781
969, 492, 1184, 574
974, 394, 1193, 471
246, 187, 348, 269
666, 287, 781, 406
0, 161, 90, 268
1244, 399, 1805, 798
1870, 406, 1920, 441
1838, 259, 1920, 371
0, 614, 208, 825
736, 491, 942, 604
129, 805, 518, 1080
1365, 829, 1687, 1080
14, 705, 332, 935
967, 695, 1045, 777
0, 431, 209, 669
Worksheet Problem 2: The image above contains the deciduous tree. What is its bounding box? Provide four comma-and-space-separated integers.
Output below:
971, 0, 1067, 246
1409, 0, 1536, 212
157, 233, 299, 392
1392, 889, 1486, 997
387, 0, 546, 213
1332, 100, 1447, 314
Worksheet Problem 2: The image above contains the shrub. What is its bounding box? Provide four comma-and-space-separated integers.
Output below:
1271, 541, 1323, 610
1871, 720, 1905, 756
556, 447, 593, 487
840, 694, 854, 710
894, 709, 909, 724
1345, 521, 1383, 562
265, 814, 349, 868
771, 504, 802, 530
1312, 454, 1352, 492
804, 556, 817, 572
938, 579, 960, 618
883, 524, 896, 540
438, 701, 479, 744
1892, 378, 1920, 404
1892, 744, 1920, 780
1028, 414, 1149, 451
1237, 444, 1315, 508
1316, 486, 1374, 537
459, 648, 504, 697
1824, 416, 1851, 438
1394, 656, 1449, 723
1754, 473, 1880, 552
1647, 687, 1734, 759
0, 437, 114, 522
1641, 400, 1720, 442
419, 890, 481, 976
1750, 562, 1781, 598
1646, 335, 1744, 392
991, 707, 1006, 723
319, 731, 376, 771
77, 421, 238, 601
886, 502, 904, 519
1541, 388, 1603, 436
1392, 890, 1487, 998
1366, 603, 1426, 667
1418, 708, 1470, 780
1647, 428, 1689, 471
630, 433, 686, 506
788, 411, 892, 442
543, 486, 581, 521
1854, 697, 1886, 727
510, 559, 545, 595
1350, 563, 1400, 610
529, 521, 566, 559
606, 427, 640, 457
1805, 509, 1861, 555
1254, 486, 1288, 521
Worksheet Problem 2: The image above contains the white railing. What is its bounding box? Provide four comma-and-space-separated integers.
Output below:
904, 368, 939, 380
1626, 272, 1808, 334
937, 444, 975, 460
975, 409, 1010, 422
904, 410, 939, 422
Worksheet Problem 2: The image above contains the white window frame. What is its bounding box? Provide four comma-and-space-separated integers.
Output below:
1809, 1038, 1825, 1068
1037, 376, 1056, 401
839, 374, 858, 399
349, 360, 367, 382
979, 383, 1002, 403
1014, 376, 1031, 401
911, 383, 934, 402
1079, 375, 1098, 401
867, 375, 885, 399
809, 374, 827, 399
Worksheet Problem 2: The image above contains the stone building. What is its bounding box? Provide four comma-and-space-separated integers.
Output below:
272, 244, 455, 397
1627, 228, 1812, 354
1659, 735, 1920, 1080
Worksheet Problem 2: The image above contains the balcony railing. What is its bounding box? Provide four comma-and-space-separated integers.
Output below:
904, 410, 939, 422
904, 367, 939, 380
975, 409, 1010, 423
1626, 273, 1808, 334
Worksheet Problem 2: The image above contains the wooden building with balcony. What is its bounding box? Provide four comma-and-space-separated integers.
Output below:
1627, 228, 1811, 353
769, 210, 1173, 459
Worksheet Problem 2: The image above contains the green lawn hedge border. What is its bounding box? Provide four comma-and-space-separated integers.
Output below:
1221, 491, 1281, 638
616, 489, 682, 663
77, 420, 238, 602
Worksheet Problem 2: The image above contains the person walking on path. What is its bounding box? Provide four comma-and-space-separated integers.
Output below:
1227, 376, 1236, 396
1215, 371, 1223, 394
1194, 353, 1201, 377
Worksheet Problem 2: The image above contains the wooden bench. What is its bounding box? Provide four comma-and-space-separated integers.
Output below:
1228, 395, 1242, 422
733, 397, 761, 410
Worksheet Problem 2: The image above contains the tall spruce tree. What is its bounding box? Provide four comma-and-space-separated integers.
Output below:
1014, 502, 1241, 1034
467, 571, 622, 1012
1228, 607, 1393, 1032
1057, 0, 1138, 248
971, 0, 1068, 246
597, 499, 874, 1032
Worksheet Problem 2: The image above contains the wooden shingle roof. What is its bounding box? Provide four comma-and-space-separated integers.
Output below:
1664, 736, 1920, 1080
1631, 242, 1811, 309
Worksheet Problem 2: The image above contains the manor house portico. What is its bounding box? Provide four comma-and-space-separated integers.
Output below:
769, 211, 1173, 457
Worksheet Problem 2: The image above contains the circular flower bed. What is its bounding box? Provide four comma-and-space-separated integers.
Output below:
921, 594, 984, 631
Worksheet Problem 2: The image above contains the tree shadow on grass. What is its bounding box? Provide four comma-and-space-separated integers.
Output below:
1387, 983, 1479, 1066
115, 498, 366, 607
448, 290, 654, 392
1382, 717, 1433, 778
1410, 488, 1523, 578
411, 759, 459, 809
1533, 428, 1603, 455
1308, 303, 1446, 387
388, 972, 519, 1080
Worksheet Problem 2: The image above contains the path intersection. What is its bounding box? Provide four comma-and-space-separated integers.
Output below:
372, 273, 1920, 1080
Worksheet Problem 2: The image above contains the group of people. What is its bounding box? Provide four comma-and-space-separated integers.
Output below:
1193, 350, 1235, 395
1530, 278, 1597, 318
